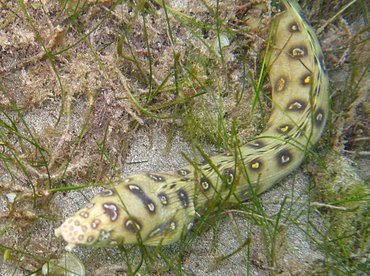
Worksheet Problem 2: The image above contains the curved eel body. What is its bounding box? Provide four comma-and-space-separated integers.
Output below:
55, 0, 329, 250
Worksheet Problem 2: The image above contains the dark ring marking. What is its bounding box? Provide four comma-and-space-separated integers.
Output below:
148, 221, 176, 239
91, 219, 101, 229
127, 184, 156, 214
128, 184, 141, 191
203, 166, 213, 172
249, 158, 263, 172
314, 108, 325, 127
223, 168, 235, 185
301, 74, 312, 86
177, 188, 189, 208
147, 202, 156, 213
200, 177, 211, 192
87, 236, 94, 243
103, 203, 120, 222
288, 22, 300, 33
157, 192, 169, 206
200, 160, 208, 165
98, 230, 111, 242
272, 2, 286, 14
148, 228, 161, 239
277, 149, 292, 167
99, 189, 115, 197
277, 124, 293, 134
289, 46, 308, 59
274, 77, 288, 92
147, 173, 166, 182
247, 140, 266, 148
124, 218, 142, 234
177, 169, 190, 176
287, 100, 306, 112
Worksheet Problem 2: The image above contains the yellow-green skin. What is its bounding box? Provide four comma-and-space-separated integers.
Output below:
55, 0, 329, 250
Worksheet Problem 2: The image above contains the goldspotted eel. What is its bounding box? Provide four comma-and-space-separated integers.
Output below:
55, 0, 329, 250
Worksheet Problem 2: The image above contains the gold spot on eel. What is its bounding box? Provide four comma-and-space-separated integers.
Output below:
55, 0, 329, 250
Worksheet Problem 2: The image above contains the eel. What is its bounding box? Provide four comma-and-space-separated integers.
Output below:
55, 0, 329, 250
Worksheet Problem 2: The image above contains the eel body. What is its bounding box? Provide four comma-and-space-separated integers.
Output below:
55, 0, 329, 250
